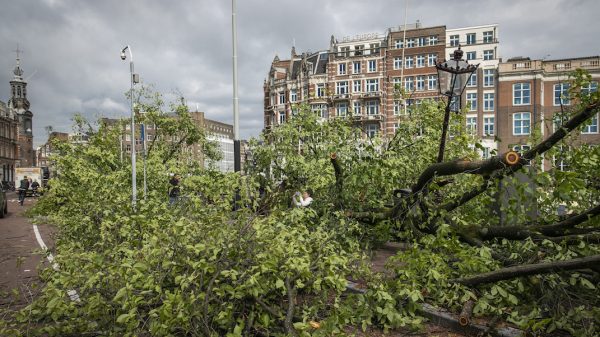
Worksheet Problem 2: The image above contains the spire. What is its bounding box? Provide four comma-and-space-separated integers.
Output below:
13, 44, 24, 81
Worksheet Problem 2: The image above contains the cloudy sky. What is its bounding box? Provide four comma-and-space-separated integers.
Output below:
1, 0, 598, 147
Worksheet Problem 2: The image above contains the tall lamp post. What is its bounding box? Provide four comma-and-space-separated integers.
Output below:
435, 46, 478, 163
120, 45, 139, 208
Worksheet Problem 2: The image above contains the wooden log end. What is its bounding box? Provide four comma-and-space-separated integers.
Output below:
504, 151, 520, 166
330, 152, 337, 160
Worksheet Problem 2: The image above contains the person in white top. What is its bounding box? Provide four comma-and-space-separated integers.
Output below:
293, 190, 313, 207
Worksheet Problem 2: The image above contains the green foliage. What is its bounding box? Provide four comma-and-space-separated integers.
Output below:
2, 72, 599, 336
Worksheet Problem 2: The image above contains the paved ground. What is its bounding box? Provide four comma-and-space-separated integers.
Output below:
0, 192, 53, 310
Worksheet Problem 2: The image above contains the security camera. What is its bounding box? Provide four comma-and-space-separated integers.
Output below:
120, 52, 126, 60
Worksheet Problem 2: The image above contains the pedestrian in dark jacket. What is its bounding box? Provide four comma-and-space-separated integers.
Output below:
18, 176, 30, 206
169, 174, 181, 205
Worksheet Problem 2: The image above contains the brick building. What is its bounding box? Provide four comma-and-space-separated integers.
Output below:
497, 56, 600, 170
0, 101, 18, 183
263, 22, 488, 142
446, 24, 500, 158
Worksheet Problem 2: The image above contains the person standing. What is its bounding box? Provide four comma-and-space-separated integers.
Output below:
292, 189, 313, 207
169, 174, 181, 205
18, 176, 30, 206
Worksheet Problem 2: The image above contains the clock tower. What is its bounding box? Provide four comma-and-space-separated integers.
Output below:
7, 48, 34, 167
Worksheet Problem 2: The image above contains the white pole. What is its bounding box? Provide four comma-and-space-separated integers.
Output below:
232, 0, 241, 172
401, 0, 409, 115
122, 45, 136, 208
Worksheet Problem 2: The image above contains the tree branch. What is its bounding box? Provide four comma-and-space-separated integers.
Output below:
535, 204, 600, 236
412, 154, 518, 193
451, 254, 600, 286
441, 100, 600, 213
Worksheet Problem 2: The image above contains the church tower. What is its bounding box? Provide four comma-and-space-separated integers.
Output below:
7, 49, 34, 167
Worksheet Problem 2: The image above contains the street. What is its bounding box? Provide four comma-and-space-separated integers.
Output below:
0, 192, 53, 309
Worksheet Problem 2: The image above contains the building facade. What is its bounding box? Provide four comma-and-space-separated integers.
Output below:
204, 118, 235, 172
36, 132, 69, 168
0, 101, 18, 183
497, 56, 600, 170
263, 22, 496, 150
446, 24, 500, 158
114, 111, 236, 173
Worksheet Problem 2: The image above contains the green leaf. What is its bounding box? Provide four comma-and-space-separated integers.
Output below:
116, 313, 129, 324
275, 279, 284, 289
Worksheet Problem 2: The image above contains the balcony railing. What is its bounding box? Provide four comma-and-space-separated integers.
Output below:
512, 62, 531, 70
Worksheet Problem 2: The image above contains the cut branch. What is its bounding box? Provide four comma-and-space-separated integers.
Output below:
441, 100, 599, 213
459, 300, 475, 326
451, 254, 600, 286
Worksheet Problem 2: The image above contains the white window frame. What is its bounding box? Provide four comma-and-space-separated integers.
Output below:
467, 72, 477, 87
353, 80, 361, 93
513, 112, 531, 135
353, 101, 361, 115
416, 76, 425, 91
404, 76, 414, 91
366, 100, 379, 115
483, 93, 494, 111
336, 81, 348, 95
466, 116, 477, 135
513, 83, 531, 105
279, 92, 286, 104
483, 31, 493, 43
466, 51, 476, 60
582, 113, 599, 134
427, 75, 437, 91
554, 83, 571, 106
429, 35, 438, 46
427, 53, 437, 66
353, 61, 361, 74
483, 50, 494, 60
393, 100, 403, 115
416, 55, 425, 68
449, 35, 459, 47
316, 84, 325, 97
405, 56, 413, 68
290, 89, 297, 102
279, 111, 286, 124
483, 69, 494, 87
366, 79, 379, 92
394, 39, 403, 49
368, 60, 377, 72
483, 116, 495, 136
338, 63, 346, 75
393, 57, 402, 70
466, 33, 476, 45
336, 102, 348, 117
406, 38, 415, 48
366, 124, 378, 138
466, 92, 477, 111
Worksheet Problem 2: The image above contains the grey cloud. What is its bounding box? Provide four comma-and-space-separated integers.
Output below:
1, 0, 599, 148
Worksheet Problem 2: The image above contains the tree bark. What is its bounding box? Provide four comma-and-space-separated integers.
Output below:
412, 155, 517, 193
459, 300, 475, 326
451, 254, 600, 286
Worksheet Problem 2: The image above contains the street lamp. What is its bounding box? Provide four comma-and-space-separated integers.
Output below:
121, 45, 139, 208
435, 46, 478, 163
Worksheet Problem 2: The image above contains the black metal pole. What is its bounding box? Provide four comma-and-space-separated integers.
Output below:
437, 101, 452, 163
